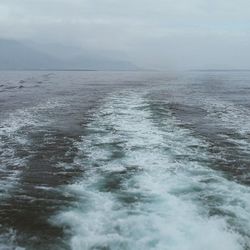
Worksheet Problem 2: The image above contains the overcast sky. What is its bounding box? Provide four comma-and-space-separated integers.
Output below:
0, 0, 250, 69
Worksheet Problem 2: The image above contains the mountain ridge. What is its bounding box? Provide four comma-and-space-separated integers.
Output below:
0, 39, 137, 71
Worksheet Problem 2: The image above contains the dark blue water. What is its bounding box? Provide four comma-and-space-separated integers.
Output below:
0, 71, 250, 249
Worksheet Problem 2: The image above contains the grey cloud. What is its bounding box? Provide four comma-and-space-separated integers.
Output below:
0, 0, 250, 69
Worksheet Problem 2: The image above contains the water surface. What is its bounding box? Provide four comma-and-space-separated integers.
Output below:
0, 71, 250, 249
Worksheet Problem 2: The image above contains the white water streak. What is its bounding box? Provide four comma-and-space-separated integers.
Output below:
56, 91, 250, 250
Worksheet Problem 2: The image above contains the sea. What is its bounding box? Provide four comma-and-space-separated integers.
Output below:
0, 70, 250, 250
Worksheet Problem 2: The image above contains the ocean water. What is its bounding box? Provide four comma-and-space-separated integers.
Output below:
0, 71, 250, 249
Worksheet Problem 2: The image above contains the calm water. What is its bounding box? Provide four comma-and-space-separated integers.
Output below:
0, 71, 250, 250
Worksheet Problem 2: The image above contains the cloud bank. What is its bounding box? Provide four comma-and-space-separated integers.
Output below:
0, 0, 250, 69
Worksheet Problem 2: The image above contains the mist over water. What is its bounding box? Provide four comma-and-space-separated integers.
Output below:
0, 71, 250, 249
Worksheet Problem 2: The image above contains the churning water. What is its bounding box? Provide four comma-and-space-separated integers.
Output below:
0, 71, 250, 249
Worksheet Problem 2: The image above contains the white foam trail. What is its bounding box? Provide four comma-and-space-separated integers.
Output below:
0, 99, 64, 136
0, 228, 25, 250
55, 91, 250, 250
0, 99, 66, 199
0, 99, 66, 248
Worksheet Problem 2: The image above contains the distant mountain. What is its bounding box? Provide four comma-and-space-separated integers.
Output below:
0, 39, 137, 70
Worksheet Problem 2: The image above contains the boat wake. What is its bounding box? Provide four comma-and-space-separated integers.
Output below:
54, 91, 250, 250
